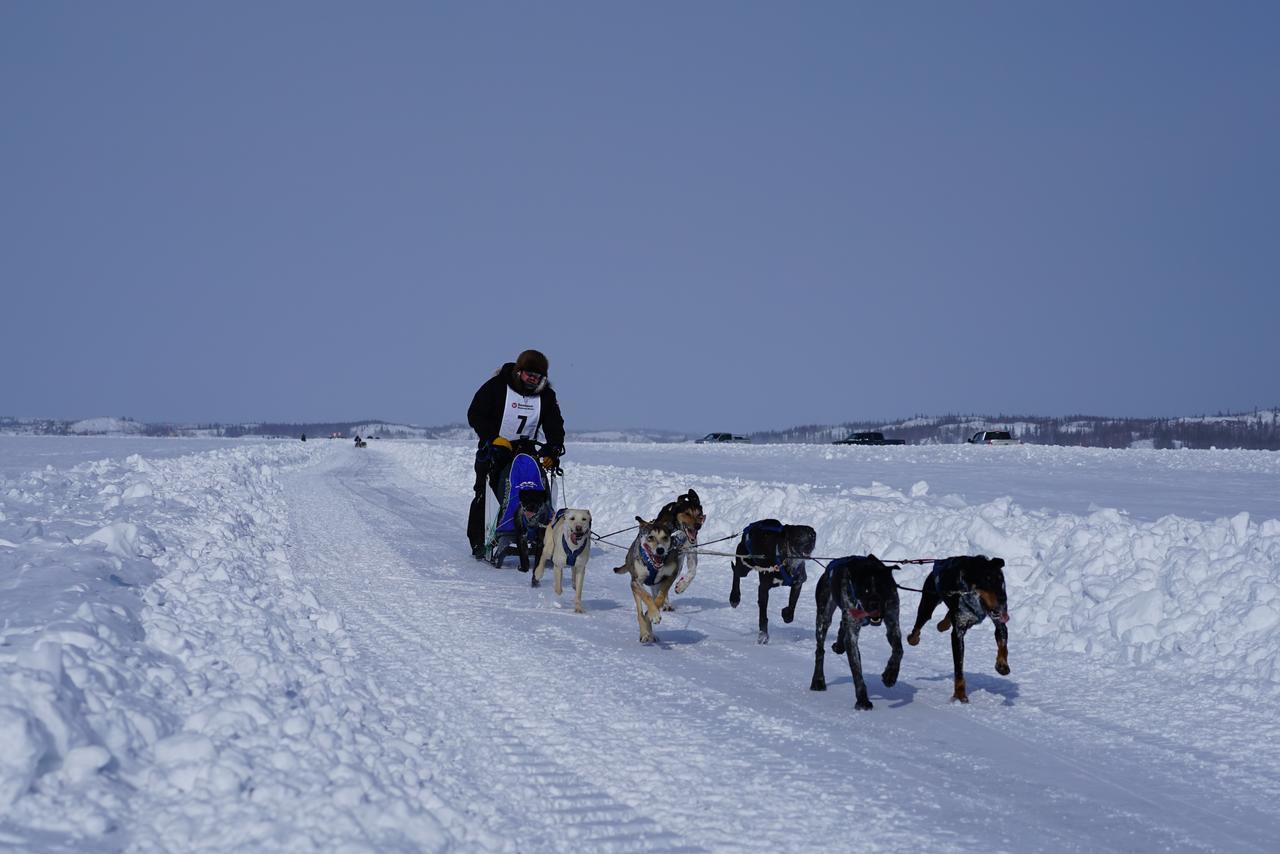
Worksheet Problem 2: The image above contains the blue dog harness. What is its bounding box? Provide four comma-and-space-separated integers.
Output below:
743, 521, 806, 587
638, 541, 666, 586
553, 509, 588, 568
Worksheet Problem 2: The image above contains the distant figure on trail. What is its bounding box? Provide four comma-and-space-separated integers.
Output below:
301, 433, 306, 442
466, 349, 565, 559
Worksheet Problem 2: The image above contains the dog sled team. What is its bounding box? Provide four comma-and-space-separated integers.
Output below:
465, 349, 1012, 709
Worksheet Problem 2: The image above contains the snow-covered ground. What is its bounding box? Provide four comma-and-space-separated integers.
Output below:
1, 437, 1278, 851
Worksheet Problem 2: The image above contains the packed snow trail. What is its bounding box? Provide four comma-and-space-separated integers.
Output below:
282, 445, 1280, 853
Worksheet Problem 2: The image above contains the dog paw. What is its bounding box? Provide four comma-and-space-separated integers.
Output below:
950, 694, 970, 704
831, 641, 845, 655
757, 631, 769, 645
530, 577, 540, 588
729, 593, 740, 608
781, 606, 795, 623
856, 699, 874, 711
650, 611, 662, 626
882, 669, 899, 688
574, 604, 585, 614
995, 660, 1011, 676
936, 617, 951, 632
907, 632, 920, 646
640, 632, 655, 644
661, 602, 674, 612
674, 576, 689, 594
810, 677, 826, 692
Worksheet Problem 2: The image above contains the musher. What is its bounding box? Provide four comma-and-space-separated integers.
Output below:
466, 349, 565, 559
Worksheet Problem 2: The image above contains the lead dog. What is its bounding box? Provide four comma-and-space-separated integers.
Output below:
532, 508, 593, 613
907, 555, 1010, 703
729, 520, 817, 644
809, 554, 903, 711
612, 516, 679, 643
653, 489, 705, 607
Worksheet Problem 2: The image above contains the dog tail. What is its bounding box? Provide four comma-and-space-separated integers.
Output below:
613, 564, 628, 574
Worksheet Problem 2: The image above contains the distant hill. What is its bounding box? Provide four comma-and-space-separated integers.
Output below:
0, 417, 439, 440
751, 409, 1280, 450
5, 409, 1278, 449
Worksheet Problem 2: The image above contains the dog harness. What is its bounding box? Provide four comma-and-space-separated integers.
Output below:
743, 521, 806, 587
929, 567, 987, 628
638, 541, 667, 587
825, 559, 880, 626
553, 509, 588, 568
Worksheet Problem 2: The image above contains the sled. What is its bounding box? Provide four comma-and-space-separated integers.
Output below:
485, 452, 554, 571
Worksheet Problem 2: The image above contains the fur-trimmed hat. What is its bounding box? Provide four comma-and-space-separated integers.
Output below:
515, 349, 549, 375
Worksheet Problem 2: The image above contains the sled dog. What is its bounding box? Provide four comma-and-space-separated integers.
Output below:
730, 520, 817, 644
613, 516, 679, 643
809, 554, 903, 711
906, 555, 1010, 703
533, 508, 593, 613
653, 489, 705, 607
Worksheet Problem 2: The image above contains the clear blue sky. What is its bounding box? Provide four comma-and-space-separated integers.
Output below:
3, 1, 1277, 432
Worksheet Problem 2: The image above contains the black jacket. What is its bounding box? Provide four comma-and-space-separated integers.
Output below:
467, 362, 565, 451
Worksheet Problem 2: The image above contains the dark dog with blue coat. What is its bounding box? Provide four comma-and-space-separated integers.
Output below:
809, 554, 903, 711
730, 520, 817, 644
906, 555, 1010, 703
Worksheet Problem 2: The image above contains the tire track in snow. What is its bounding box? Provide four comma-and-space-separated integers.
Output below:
284, 449, 702, 853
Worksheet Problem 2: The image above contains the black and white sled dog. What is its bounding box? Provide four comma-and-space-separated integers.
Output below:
612, 516, 679, 643
532, 508, 593, 613
730, 520, 817, 644
809, 554, 903, 711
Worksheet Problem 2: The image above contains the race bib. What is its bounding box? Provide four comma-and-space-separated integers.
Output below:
499, 386, 541, 441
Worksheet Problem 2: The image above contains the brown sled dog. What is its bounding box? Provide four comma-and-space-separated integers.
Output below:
613, 516, 680, 643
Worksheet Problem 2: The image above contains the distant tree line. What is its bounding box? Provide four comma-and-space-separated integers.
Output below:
749, 410, 1280, 450
6, 411, 1280, 450
149, 420, 438, 439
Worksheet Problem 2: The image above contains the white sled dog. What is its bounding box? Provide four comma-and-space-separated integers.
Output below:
533, 509, 593, 613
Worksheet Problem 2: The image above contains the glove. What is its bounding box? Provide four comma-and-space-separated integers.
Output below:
540, 456, 562, 474
485, 437, 513, 469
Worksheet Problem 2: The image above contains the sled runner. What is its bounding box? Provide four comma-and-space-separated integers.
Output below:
485, 445, 555, 571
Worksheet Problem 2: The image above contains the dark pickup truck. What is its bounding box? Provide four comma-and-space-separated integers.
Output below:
833, 431, 906, 446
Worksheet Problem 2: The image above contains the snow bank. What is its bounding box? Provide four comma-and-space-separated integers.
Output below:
0, 443, 489, 850
392, 443, 1280, 698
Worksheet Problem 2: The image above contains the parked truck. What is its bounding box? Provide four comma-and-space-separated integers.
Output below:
833, 431, 906, 446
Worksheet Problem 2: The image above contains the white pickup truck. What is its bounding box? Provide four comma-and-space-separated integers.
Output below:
967, 430, 1021, 445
